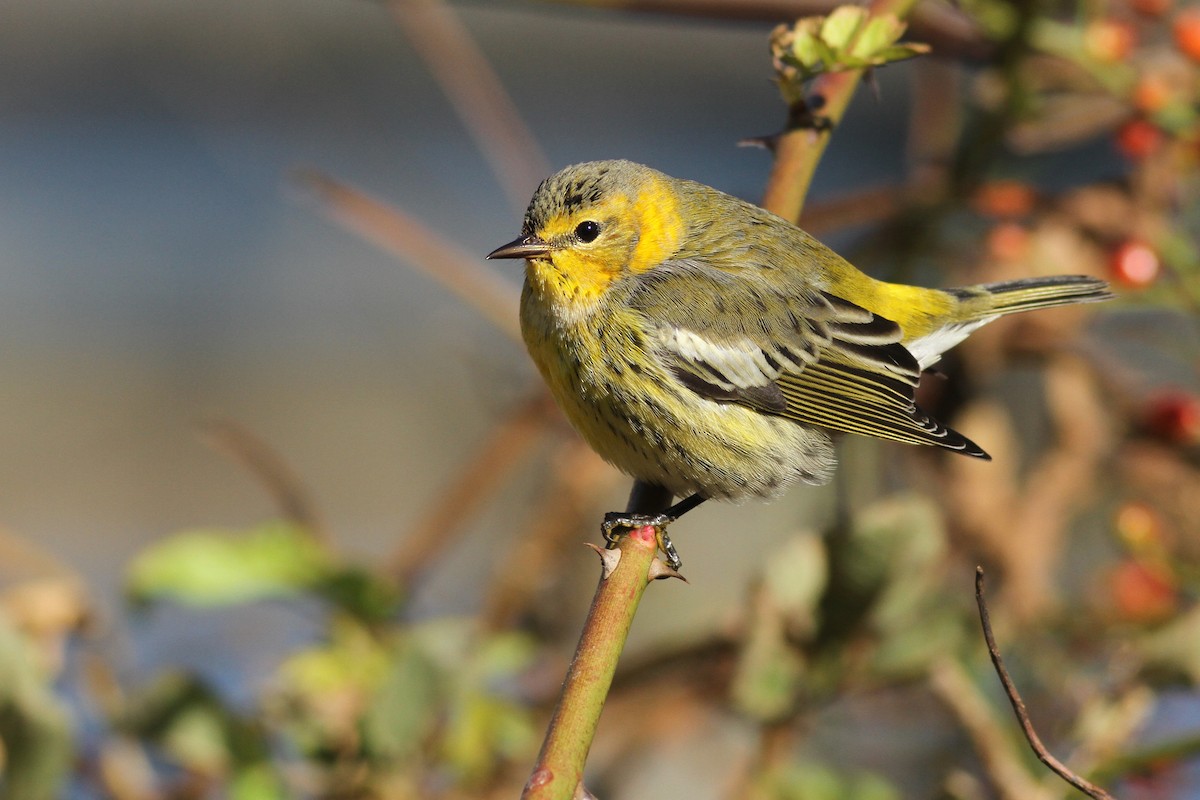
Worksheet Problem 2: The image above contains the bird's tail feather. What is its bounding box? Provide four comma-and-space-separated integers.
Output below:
954, 275, 1113, 320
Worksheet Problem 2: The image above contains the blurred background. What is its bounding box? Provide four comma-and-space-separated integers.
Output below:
0, 0, 845, 610
1, 1, 1199, 798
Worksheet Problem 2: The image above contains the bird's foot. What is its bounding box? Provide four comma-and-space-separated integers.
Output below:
601, 512, 683, 571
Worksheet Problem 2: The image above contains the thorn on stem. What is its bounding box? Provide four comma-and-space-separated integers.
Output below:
974, 567, 1117, 800
738, 134, 778, 152
585, 542, 622, 579
647, 558, 688, 583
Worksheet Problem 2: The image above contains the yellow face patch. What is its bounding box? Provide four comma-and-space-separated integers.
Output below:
524, 173, 685, 316
626, 175, 683, 275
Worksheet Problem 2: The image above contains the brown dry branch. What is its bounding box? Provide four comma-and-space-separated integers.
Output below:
906, 57, 964, 198
0, 524, 83, 583
930, 657, 1056, 800
295, 169, 522, 342
791, 184, 903, 235
546, 0, 990, 60
386, 392, 556, 585
97, 738, 161, 800
388, 0, 550, 211
481, 437, 621, 631
583, 677, 717, 790
974, 567, 1119, 800
945, 353, 1113, 620
731, 722, 801, 800
197, 418, 327, 541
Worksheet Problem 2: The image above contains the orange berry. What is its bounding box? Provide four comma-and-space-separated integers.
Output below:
1115, 119, 1165, 160
1144, 391, 1200, 444
1130, 0, 1172, 17
973, 180, 1037, 218
1111, 559, 1177, 622
1115, 501, 1163, 550
1132, 72, 1174, 113
1085, 18, 1138, 62
986, 222, 1031, 262
1110, 239, 1160, 286
1173, 7, 1200, 61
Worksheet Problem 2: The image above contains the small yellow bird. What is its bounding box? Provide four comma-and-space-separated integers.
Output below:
489, 160, 1110, 563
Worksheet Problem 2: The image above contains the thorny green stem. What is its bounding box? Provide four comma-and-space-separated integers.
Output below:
521, 525, 663, 800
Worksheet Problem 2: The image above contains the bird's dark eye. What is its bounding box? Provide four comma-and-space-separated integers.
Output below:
575, 220, 601, 243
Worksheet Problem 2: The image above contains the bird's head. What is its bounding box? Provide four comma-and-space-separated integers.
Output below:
488, 160, 684, 310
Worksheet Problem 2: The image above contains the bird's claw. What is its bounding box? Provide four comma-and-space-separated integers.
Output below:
601, 512, 683, 571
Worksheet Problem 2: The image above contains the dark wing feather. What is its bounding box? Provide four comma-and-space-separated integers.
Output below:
627, 261, 990, 459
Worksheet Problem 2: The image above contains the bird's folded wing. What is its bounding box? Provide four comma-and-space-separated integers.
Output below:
630, 264, 989, 458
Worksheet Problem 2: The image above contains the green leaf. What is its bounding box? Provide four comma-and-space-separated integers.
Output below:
115, 671, 218, 738
278, 618, 391, 697
763, 534, 827, 637
958, 0, 1020, 38
316, 566, 405, 623
441, 693, 536, 782
852, 14, 904, 59
126, 520, 332, 606
160, 705, 231, 775
872, 43, 932, 65
412, 624, 538, 781
230, 762, 287, 800
474, 631, 539, 680
0, 616, 73, 800
862, 494, 947, 630
731, 589, 806, 721
789, 17, 824, 69
772, 6, 930, 99
820, 6, 867, 51
362, 637, 442, 760
1140, 605, 1200, 683
731, 632, 804, 721
849, 772, 902, 800
756, 763, 901, 800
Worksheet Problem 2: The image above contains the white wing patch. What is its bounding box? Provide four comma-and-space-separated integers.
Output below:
905, 318, 995, 370
666, 328, 810, 391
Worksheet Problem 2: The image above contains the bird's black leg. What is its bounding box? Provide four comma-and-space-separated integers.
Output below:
601, 490, 708, 571
664, 493, 707, 519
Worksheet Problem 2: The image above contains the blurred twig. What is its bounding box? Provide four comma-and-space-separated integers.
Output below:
545, 0, 991, 59
974, 567, 1119, 800
296, 169, 522, 341
198, 419, 327, 541
0, 525, 82, 583
930, 657, 1055, 800
389, 0, 550, 210
481, 438, 619, 631
946, 353, 1113, 620
387, 392, 555, 586
793, 184, 902, 235
732, 721, 800, 800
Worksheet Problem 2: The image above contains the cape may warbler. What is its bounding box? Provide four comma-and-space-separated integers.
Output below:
489, 160, 1110, 552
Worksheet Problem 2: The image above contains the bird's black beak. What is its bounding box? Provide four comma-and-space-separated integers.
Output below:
487, 235, 551, 260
